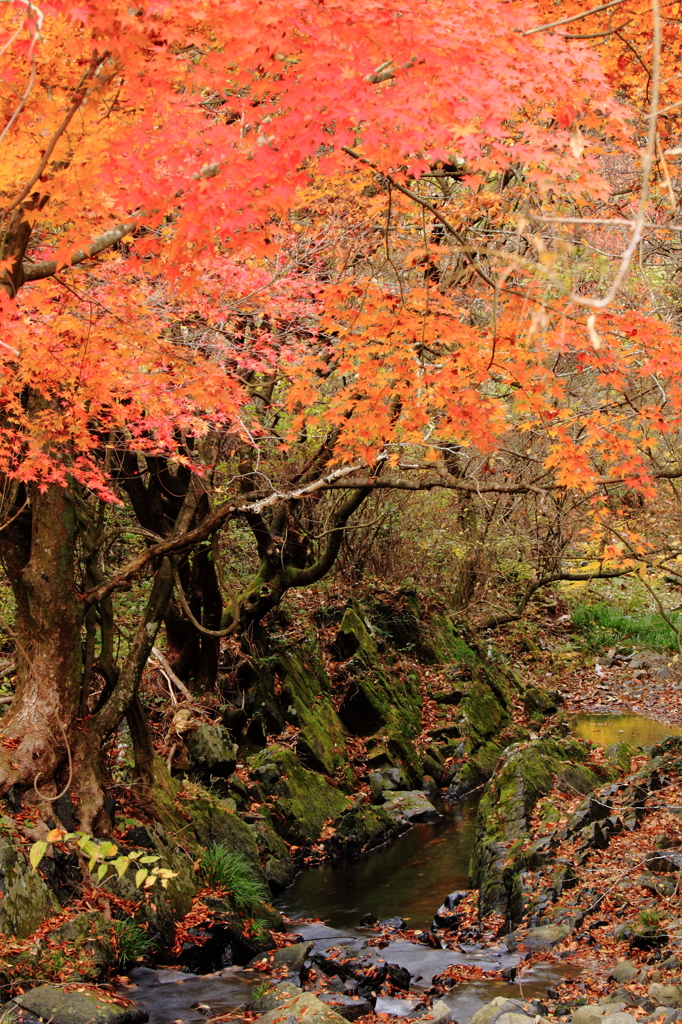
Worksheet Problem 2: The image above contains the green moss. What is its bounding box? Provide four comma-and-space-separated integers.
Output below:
336, 605, 423, 782
460, 678, 511, 749
330, 803, 400, 856
249, 745, 350, 845
470, 737, 604, 916
277, 647, 349, 779
0, 836, 59, 938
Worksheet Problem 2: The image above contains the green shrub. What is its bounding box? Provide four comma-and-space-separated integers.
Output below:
639, 908, 662, 931
200, 845, 268, 912
113, 919, 152, 966
571, 601, 680, 652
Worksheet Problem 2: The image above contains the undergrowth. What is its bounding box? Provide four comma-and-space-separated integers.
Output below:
113, 919, 152, 966
571, 601, 681, 652
200, 846, 268, 912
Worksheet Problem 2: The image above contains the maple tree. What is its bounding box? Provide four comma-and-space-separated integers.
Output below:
0, 0, 678, 831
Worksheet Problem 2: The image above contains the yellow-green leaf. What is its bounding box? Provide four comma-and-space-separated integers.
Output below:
114, 856, 130, 880
29, 841, 48, 871
139, 855, 159, 864
135, 868, 148, 887
96, 863, 109, 882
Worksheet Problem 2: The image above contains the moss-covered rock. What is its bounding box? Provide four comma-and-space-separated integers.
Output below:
605, 742, 636, 773
45, 912, 116, 972
104, 821, 200, 954
178, 791, 266, 879
12, 984, 147, 1024
249, 746, 350, 845
185, 723, 236, 784
523, 686, 562, 721
335, 606, 422, 783
277, 647, 350, 782
0, 835, 59, 938
470, 738, 612, 919
248, 819, 295, 892
328, 802, 405, 857
141, 760, 292, 895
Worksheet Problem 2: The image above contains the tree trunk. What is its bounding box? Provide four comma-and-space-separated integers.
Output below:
0, 484, 85, 812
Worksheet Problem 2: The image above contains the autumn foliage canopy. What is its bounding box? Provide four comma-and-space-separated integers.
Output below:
0, 0, 671, 499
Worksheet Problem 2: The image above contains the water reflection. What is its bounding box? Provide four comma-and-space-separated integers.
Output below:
276, 796, 479, 931
571, 713, 682, 747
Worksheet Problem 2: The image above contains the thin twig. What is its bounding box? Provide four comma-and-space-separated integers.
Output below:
150, 646, 193, 701
522, 0, 631, 36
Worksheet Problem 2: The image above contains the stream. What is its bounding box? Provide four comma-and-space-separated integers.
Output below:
120, 712, 681, 1024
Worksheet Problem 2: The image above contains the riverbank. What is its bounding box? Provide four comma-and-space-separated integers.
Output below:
4, 595, 682, 1024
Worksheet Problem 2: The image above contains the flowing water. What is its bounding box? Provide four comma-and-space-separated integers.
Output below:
123, 712, 682, 1022
275, 796, 479, 931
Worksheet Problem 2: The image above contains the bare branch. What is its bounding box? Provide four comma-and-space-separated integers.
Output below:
22, 221, 137, 281
522, 0, 631, 36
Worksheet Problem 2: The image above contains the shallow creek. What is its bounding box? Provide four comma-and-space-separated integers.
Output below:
121, 712, 681, 1023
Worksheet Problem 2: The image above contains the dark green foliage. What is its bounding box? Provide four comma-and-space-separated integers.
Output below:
200, 845, 269, 912
113, 920, 152, 966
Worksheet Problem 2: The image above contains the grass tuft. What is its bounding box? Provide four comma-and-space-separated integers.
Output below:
113, 919, 152, 966
571, 601, 680, 652
200, 845, 269, 912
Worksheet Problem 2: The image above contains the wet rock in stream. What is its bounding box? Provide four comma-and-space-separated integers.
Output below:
381, 790, 440, 823
8, 985, 147, 1024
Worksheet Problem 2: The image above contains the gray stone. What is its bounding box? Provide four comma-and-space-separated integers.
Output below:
601, 1014, 637, 1024
381, 790, 440, 823
646, 850, 682, 874
249, 984, 303, 1014
469, 998, 532, 1024
427, 1001, 454, 1024
272, 941, 314, 972
254, 990, 347, 1024
316, 992, 374, 1020
648, 986, 682, 1009
523, 923, 571, 949
573, 1006, 609, 1024
611, 962, 638, 984
247, 941, 314, 974
369, 771, 386, 802
0, 837, 59, 939
185, 723, 236, 779
13, 985, 147, 1024
495, 1014, 536, 1024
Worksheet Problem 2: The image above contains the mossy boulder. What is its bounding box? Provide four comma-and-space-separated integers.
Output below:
335, 606, 422, 782
185, 723, 236, 783
605, 742, 636, 773
470, 738, 611, 918
328, 802, 405, 857
144, 761, 292, 894
0, 835, 59, 938
45, 912, 116, 972
277, 647, 350, 781
249, 746, 350, 845
248, 819, 295, 892
178, 791, 267, 879
419, 611, 480, 666
103, 822, 200, 954
523, 686, 562, 721
12, 984, 147, 1024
